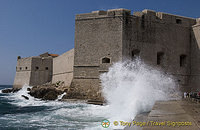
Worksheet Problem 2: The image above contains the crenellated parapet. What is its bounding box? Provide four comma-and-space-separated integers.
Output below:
75, 8, 131, 20
134, 9, 196, 27
76, 8, 196, 27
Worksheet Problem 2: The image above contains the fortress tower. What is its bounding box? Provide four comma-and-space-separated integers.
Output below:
13, 53, 58, 88
70, 9, 200, 99
13, 9, 200, 100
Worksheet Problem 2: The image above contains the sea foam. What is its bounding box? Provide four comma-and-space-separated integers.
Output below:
100, 59, 180, 128
0, 59, 180, 129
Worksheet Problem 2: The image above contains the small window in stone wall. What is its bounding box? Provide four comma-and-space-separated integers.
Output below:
141, 15, 145, 29
45, 67, 48, 70
180, 55, 187, 67
157, 52, 164, 65
35, 66, 39, 70
132, 49, 140, 60
20, 67, 22, 70
25, 67, 28, 70
102, 57, 111, 63
176, 19, 182, 24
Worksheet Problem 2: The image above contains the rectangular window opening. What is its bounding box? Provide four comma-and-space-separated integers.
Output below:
176, 19, 182, 24
157, 52, 164, 65
180, 55, 187, 67
132, 49, 140, 60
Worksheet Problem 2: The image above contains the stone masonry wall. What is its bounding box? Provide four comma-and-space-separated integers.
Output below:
123, 9, 196, 92
52, 49, 74, 87
13, 56, 53, 88
72, 9, 125, 99
29, 57, 53, 86
190, 19, 200, 91
13, 57, 32, 88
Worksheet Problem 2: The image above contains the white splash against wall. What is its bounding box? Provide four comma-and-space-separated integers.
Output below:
100, 59, 180, 122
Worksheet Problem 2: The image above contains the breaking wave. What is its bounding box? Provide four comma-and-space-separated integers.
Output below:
0, 85, 108, 130
0, 59, 180, 129
100, 59, 180, 128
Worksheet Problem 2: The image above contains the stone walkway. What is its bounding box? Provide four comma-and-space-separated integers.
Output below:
124, 100, 200, 130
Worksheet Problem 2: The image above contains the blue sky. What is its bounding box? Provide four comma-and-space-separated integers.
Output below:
0, 0, 200, 85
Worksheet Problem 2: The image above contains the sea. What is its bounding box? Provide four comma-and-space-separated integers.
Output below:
0, 85, 108, 130
0, 60, 179, 130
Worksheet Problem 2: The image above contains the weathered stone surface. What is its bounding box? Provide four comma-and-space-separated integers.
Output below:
142, 100, 200, 130
42, 91, 58, 100
13, 53, 54, 89
52, 49, 74, 87
29, 85, 63, 100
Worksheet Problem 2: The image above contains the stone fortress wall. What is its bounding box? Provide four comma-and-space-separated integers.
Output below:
71, 8, 200, 100
13, 57, 32, 88
52, 49, 74, 87
13, 8, 200, 99
122, 9, 196, 91
191, 18, 200, 90
13, 53, 54, 88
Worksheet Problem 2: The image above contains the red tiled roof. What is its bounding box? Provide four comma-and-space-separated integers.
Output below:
48, 54, 59, 57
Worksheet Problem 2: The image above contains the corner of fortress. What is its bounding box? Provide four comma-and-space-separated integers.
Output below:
13, 8, 200, 100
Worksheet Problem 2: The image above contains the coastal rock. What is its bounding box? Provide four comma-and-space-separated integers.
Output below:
27, 88, 31, 91
21, 95, 29, 100
2, 88, 13, 93
2, 88, 20, 93
29, 86, 63, 100
42, 91, 58, 100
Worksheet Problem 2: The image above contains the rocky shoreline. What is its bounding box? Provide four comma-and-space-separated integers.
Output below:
28, 85, 65, 100
1, 88, 20, 93
2, 83, 105, 105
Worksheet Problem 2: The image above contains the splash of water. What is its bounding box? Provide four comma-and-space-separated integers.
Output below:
100, 59, 180, 123
0, 59, 180, 129
0, 85, 108, 129
56, 92, 66, 101
3, 85, 66, 107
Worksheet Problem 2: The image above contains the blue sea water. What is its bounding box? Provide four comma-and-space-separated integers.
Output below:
0, 60, 179, 130
0, 85, 107, 130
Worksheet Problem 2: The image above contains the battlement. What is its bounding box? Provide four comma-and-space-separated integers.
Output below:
195, 18, 200, 25
134, 9, 196, 27
76, 8, 196, 27
75, 8, 131, 20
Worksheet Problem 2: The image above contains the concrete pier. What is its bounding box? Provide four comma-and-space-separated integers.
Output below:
125, 100, 200, 130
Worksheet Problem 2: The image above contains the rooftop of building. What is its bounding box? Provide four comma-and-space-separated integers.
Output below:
17, 52, 59, 60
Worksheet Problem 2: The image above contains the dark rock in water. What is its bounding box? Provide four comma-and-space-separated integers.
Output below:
2, 88, 20, 93
2, 88, 13, 93
12, 88, 20, 93
87, 100, 104, 105
29, 86, 63, 100
21, 95, 29, 100
63, 89, 68, 93
42, 91, 58, 100
27, 88, 31, 91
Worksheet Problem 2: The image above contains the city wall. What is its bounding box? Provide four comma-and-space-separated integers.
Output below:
13, 56, 53, 88
52, 49, 74, 87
